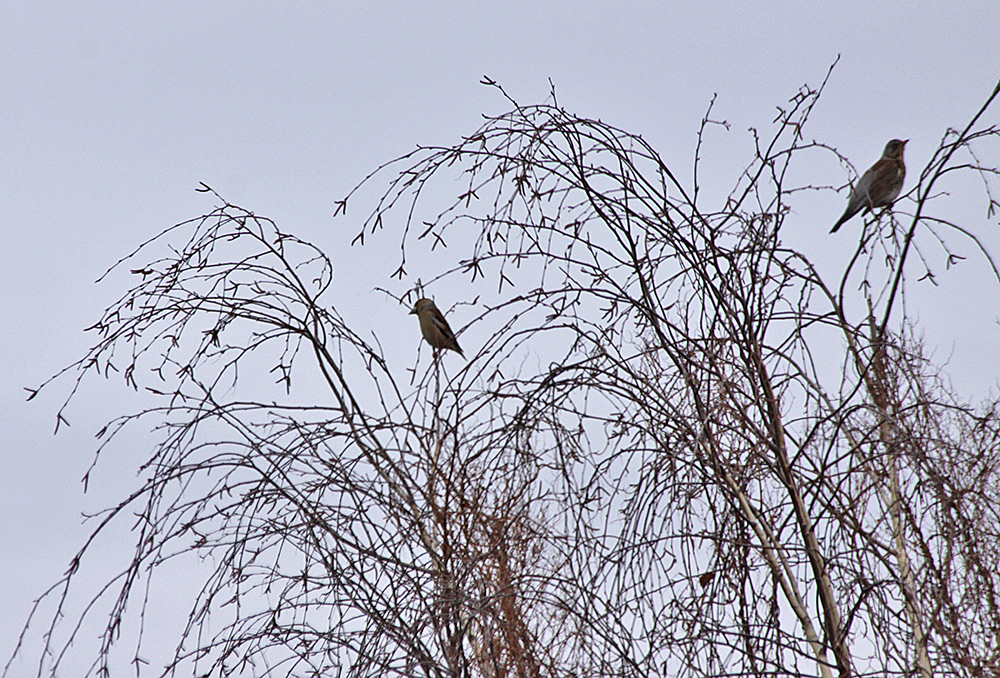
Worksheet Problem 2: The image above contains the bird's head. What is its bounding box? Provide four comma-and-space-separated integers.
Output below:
884, 139, 908, 159
410, 298, 434, 315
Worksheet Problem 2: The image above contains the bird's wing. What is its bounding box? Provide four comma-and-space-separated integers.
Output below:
430, 307, 452, 336
831, 169, 872, 233
431, 306, 463, 354
866, 157, 900, 206
852, 164, 879, 207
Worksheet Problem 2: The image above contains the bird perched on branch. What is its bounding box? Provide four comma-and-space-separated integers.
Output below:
410, 298, 464, 357
831, 139, 908, 233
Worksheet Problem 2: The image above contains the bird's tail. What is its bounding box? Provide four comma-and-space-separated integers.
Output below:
830, 211, 851, 233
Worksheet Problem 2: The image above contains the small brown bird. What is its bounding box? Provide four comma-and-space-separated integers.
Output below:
831, 139, 908, 233
410, 298, 464, 357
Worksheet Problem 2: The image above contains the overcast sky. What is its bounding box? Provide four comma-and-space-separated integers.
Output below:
3, 2, 999, 674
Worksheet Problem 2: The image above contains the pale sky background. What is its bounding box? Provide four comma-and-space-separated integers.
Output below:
3, 2, 999, 674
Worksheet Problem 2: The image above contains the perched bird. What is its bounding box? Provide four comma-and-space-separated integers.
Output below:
410, 298, 464, 357
831, 139, 908, 233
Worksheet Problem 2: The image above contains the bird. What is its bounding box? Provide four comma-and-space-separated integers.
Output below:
831, 139, 908, 233
410, 298, 464, 357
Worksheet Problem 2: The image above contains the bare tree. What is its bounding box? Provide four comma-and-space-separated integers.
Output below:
9, 69, 1000, 678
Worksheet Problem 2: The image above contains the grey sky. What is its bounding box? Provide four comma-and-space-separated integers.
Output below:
3, 2, 999, 673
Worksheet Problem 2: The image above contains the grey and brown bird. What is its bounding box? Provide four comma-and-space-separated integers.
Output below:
410, 298, 464, 357
831, 139, 908, 233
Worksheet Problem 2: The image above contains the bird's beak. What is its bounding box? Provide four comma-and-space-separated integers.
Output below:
409, 308, 417, 315
902, 139, 909, 146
